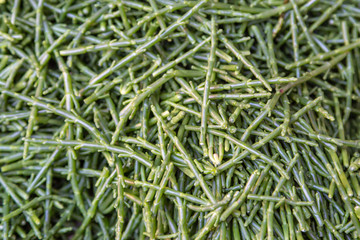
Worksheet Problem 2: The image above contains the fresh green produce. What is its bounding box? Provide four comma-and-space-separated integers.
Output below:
1, 0, 360, 239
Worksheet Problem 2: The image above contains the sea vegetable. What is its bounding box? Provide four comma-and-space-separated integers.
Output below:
1, 0, 360, 239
